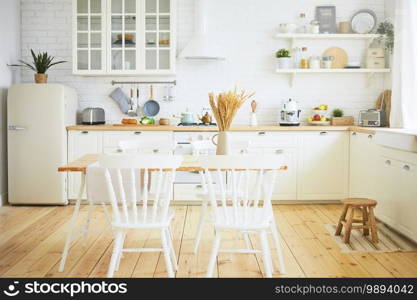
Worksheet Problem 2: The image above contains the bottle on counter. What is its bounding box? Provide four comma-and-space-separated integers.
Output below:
300, 47, 310, 69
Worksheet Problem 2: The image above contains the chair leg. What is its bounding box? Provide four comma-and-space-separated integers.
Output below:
194, 199, 208, 253
115, 230, 127, 272
107, 230, 124, 278
161, 228, 175, 278
335, 204, 349, 236
343, 207, 355, 244
242, 232, 251, 250
206, 231, 222, 278
362, 206, 370, 236
270, 220, 286, 275
259, 230, 273, 278
368, 207, 379, 243
166, 228, 178, 271
83, 202, 94, 244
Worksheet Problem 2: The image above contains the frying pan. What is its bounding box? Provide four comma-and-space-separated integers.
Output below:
143, 85, 160, 117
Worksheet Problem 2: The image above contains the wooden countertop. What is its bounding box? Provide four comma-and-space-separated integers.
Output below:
67, 124, 377, 133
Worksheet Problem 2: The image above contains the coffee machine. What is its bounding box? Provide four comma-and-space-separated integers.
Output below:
279, 99, 301, 126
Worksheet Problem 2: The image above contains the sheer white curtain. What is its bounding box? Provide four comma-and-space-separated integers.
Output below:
390, 0, 417, 128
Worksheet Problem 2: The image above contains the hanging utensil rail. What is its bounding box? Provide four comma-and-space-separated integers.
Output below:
111, 80, 177, 86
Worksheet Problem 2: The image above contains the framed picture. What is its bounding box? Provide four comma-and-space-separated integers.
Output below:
315, 6, 337, 33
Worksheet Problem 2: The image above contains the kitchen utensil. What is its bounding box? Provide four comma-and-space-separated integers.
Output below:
110, 87, 130, 114
143, 85, 160, 117
323, 47, 348, 69
82, 107, 105, 125
375, 90, 391, 127
315, 6, 337, 33
251, 100, 257, 113
199, 112, 212, 124
351, 9, 377, 34
127, 88, 136, 116
173, 110, 196, 124
279, 99, 301, 126
250, 100, 258, 126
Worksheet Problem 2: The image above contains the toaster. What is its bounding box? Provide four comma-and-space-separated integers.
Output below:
358, 109, 386, 127
82, 107, 105, 125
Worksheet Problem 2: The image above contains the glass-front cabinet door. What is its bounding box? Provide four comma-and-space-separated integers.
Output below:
108, 0, 138, 73
73, 0, 174, 75
143, 0, 174, 73
73, 0, 106, 74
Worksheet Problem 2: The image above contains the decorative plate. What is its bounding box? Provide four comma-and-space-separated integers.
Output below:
351, 9, 377, 34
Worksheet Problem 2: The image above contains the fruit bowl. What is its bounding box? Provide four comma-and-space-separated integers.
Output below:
308, 120, 331, 126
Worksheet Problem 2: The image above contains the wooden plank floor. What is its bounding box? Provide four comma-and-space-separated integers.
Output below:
1, 204, 417, 278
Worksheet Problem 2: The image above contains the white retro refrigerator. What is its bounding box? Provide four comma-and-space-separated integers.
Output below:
8, 84, 77, 205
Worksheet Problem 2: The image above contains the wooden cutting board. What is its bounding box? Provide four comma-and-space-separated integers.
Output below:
323, 47, 348, 69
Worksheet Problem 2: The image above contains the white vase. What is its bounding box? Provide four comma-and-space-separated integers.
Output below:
213, 131, 231, 155
277, 57, 292, 69
250, 112, 258, 126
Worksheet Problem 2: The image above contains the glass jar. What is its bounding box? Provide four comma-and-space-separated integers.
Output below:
309, 56, 320, 69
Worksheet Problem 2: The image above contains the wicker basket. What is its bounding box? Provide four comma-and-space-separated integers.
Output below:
331, 116, 354, 126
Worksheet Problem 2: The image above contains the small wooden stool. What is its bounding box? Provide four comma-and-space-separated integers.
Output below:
335, 198, 378, 244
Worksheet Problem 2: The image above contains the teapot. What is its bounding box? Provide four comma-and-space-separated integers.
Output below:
199, 112, 212, 124
173, 110, 196, 124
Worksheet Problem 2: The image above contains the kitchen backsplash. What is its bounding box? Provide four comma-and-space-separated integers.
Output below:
20, 0, 389, 125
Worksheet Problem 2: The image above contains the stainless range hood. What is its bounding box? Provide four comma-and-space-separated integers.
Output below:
178, 0, 225, 60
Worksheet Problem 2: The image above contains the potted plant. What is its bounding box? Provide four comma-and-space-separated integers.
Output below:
275, 48, 292, 69
331, 108, 354, 126
375, 20, 394, 54
10, 49, 66, 84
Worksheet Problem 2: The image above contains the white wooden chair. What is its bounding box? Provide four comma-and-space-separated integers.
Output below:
191, 140, 254, 253
118, 139, 177, 154
199, 155, 286, 278
87, 154, 183, 278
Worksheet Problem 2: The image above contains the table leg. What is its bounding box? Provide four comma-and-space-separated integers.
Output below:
59, 172, 86, 272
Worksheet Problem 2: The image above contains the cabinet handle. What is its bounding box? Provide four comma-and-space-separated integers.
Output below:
258, 132, 266, 136
117, 149, 123, 153
134, 131, 142, 135
275, 149, 284, 154
81, 131, 89, 135
319, 131, 328, 136
153, 149, 159, 154
196, 185, 203, 189
368, 135, 374, 139
385, 160, 391, 166
403, 165, 411, 171
352, 132, 357, 136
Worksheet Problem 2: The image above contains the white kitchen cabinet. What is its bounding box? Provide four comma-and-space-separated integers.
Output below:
297, 131, 349, 200
68, 130, 103, 199
73, 0, 176, 75
374, 147, 417, 242
349, 132, 378, 198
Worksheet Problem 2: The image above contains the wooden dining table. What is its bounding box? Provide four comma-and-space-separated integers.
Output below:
57, 153, 287, 272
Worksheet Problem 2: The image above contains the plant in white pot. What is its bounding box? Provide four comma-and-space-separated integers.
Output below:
209, 88, 255, 155
10, 49, 66, 84
276, 48, 292, 69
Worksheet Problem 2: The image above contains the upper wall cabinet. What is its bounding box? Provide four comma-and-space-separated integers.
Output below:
73, 0, 176, 75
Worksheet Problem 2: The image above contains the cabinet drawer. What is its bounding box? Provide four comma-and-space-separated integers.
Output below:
102, 131, 173, 147
230, 132, 297, 148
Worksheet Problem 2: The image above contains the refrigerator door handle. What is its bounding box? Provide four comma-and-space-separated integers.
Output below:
8, 125, 27, 131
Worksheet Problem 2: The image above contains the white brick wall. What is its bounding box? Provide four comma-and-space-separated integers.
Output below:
20, 0, 388, 125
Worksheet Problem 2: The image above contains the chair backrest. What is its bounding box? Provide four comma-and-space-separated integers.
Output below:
198, 155, 284, 226
191, 140, 253, 155
118, 140, 177, 154
87, 154, 183, 225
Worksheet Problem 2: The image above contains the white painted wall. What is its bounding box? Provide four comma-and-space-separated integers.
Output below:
0, 0, 20, 206
20, 0, 387, 125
